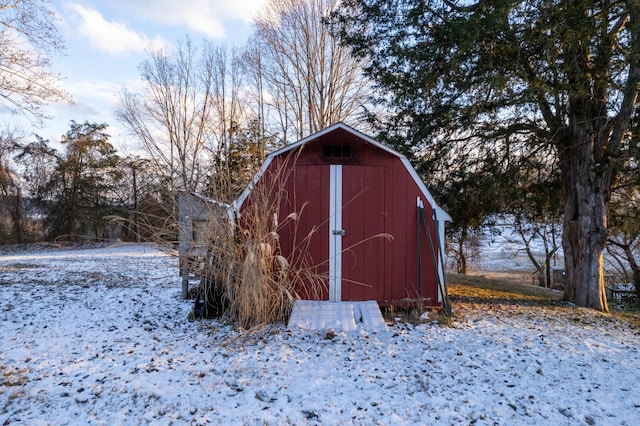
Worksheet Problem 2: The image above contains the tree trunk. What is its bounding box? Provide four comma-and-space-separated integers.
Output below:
132, 164, 141, 243
562, 217, 608, 311
457, 225, 468, 274
12, 189, 23, 244
621, 244, 640, 299
559, 127, 609, 312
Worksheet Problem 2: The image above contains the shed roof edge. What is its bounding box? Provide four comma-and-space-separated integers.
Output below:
234, 123, 450, 221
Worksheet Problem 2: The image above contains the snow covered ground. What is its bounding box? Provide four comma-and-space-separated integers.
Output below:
1, 243, 639, 425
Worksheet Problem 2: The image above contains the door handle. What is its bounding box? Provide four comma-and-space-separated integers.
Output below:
332, 229, 346, 236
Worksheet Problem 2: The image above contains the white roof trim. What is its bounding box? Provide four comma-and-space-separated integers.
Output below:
234, 122, 450, 221
233, 154, 276, 212
267, 122, 400, 158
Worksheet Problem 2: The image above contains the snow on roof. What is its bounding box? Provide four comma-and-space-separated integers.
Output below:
178, 189, 232, 210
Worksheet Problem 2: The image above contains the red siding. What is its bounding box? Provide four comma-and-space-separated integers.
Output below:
239, 130, 440, 307
341, 165, 386, 301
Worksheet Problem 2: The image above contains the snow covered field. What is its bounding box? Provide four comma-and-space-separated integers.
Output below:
1, 243, 639, 425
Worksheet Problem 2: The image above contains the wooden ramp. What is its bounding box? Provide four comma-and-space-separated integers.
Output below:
287, 300, 387, 332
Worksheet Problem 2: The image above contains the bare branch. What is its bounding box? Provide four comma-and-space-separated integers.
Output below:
0, 0, 71, 123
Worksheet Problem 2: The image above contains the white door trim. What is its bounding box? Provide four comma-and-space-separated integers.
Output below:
329, 165, 343, 302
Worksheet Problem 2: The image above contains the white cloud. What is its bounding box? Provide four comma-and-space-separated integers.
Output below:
68, 4, 167, 55
36, 76, 130, 148
118, 0, 269, 39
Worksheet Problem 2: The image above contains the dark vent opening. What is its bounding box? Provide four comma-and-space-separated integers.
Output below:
323, 145, 351, 158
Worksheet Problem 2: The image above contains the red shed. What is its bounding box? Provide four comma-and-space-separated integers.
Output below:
235, 123, 450, 308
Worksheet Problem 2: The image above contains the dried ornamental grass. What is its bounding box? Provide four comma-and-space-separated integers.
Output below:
227, 155, 326, 328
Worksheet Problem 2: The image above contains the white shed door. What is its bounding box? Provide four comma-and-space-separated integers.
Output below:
328, 165, 344, 302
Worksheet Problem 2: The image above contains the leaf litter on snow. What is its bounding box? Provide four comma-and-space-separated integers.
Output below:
1, 243, 639, 425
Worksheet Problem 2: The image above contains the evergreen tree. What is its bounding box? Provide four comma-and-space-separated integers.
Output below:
43, 121, 122, 241
333, 0, 640, 311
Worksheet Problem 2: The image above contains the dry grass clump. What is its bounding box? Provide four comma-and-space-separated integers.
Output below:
229, 157, 326, 328
110, 149, 326, 329
187, 150, 326, 329
1, 363, 29, 389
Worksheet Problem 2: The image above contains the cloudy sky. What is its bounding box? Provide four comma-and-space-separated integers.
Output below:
14, 0, 269, 150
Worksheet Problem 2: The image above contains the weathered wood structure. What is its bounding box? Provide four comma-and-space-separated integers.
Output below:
177, 190, 232, 299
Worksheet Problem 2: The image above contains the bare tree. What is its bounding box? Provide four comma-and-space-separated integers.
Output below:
117, 155, 156, 242
10, 133, 57, 242
250, 0, 373, 142
514, 220, 562, 288
240, 40, 269, 155
117, 38, 214, 194
607, 169, 640, 297
0, 0, 71, 122
117, 39, 252, 200
203, 44, 254, 200
14, 134, 57, 202
0, 129, 22, 242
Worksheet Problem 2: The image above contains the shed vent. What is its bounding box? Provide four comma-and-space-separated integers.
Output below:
323, 144, 351, 158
